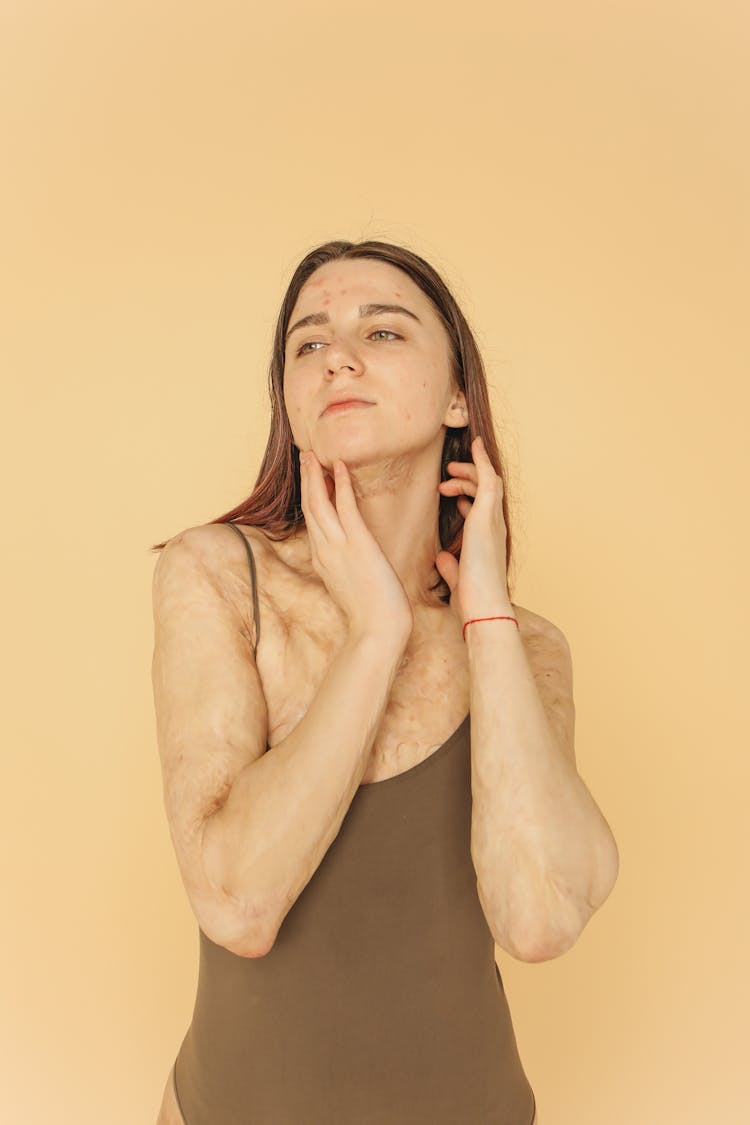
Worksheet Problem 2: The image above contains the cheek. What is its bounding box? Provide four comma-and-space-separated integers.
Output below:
283, 380, 308, 418
283, 386, 309, 443
396, 374, 445, 422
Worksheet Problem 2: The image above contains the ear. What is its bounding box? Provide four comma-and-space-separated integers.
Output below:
443, 390, 469, 430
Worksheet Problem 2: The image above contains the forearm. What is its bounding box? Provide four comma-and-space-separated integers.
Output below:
467, 615, 619, 961
202, 630, 408, 955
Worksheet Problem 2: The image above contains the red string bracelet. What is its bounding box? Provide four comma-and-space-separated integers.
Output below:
462, 615, 519, 643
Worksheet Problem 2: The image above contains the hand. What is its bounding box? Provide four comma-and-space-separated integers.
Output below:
299, 450, 414, 643
434, 435, 513, 629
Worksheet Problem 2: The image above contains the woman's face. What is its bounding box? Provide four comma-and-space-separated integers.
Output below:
283, 259, 464, 471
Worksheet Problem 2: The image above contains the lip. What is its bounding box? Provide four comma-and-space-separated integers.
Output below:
321, 399, 375, 417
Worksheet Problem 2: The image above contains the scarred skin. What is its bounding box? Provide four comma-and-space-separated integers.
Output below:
152, 257, 558, 1121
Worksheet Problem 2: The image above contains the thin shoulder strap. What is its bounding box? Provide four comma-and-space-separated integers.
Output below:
225, 523, 261, 655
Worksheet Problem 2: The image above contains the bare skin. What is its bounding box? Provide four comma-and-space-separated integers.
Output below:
154, 518, 546, 1121
237, 522, 471, 780
155, 522, 476, 1123
155, 257, 545, 1120
237, 519, 470, 772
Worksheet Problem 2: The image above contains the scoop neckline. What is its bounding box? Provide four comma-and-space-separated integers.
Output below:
356, 712, 470, 793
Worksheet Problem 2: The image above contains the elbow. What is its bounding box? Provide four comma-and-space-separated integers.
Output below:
224, 932, 276, 959
515, 926, 580, 963
492, 925, 573, 964
199, 816, 283, 957
519, 873, 620, 963
226, 897, 284, 958
488, 914, 560, 964
210, 911, 279, 959
200, 893, 282, 959
489, 893, 586, 964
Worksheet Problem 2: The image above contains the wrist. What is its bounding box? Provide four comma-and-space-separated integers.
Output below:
462, 607, 519, 645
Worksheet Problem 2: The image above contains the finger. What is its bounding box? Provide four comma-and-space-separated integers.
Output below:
471, 435, 502, 491
299, 454, 324, 542
439, 478, 477, 496
442, 468, 477, 485
304, 454, 344, 542
328, 459, 364, 537
471, 435, 494, 469
445, 463, 478, 484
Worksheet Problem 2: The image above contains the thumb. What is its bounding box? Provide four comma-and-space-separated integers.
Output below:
435, 550, 459, 595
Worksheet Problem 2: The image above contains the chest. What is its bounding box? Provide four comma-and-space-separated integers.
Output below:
254, 566, 471, 784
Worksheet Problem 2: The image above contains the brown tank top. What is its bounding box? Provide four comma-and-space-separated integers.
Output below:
172, 524, 537, 1124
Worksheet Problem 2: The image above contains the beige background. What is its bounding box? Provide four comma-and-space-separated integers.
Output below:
2, 1, 748, 1122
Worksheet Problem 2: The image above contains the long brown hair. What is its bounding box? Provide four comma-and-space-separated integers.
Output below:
149, 239, 516, 605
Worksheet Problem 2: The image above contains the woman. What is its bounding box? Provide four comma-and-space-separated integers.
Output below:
150, 239, 619, 1123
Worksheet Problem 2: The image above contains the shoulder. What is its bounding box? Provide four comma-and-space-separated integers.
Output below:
157, 523, 274, 569
512, 603, 566, 641
512, 603, 573, 677
153, 523, 276, 606
153, 524, 281, 649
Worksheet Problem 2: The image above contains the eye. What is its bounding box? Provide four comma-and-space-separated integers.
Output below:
295, 329, 401, 356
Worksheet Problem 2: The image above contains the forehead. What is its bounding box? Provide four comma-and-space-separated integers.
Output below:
292, 259, 428, 316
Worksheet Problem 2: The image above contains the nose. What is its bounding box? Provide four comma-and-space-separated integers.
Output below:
323, 335, 361, 373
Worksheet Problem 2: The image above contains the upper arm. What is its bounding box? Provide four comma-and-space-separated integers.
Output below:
151, 524, 269, 945
514, 604, 577, 770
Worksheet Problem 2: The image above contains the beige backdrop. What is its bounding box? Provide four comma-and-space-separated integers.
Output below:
2, 1, 747, 1122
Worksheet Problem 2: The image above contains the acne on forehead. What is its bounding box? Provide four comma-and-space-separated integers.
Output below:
306, 271, 405, 304
289, 268, 428, 339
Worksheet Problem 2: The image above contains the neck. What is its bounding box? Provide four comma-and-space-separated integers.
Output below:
305, 447, 448, 611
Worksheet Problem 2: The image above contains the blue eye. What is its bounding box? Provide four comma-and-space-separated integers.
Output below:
295, 329, 401, 356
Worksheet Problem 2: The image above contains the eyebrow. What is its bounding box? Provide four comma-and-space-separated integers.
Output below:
285, 303, 422, 345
